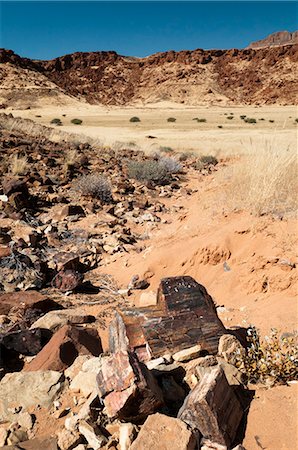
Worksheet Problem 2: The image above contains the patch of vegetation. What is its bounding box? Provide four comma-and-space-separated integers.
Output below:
167, 117, 176, 122
159, 146, 173, 153
269, 120, 275, 123
51, 118, 63, 126
218, 125, 223, 129
10, 154, 29, 176
259, 118, 265, 121
130, 116, 141, 123
226, 116, 234, 120
194, 155, 218, 170
234, 327, 298, 385
244, 118, 257, 124
240, 115, 246, 120
193, 118, 207, 123
159, 156, 182, 173
178, 152, 195, 161
74, 174, 112, 202
295, 118, 298, 123
71, 118, 83, 125
127, 159, 172, 185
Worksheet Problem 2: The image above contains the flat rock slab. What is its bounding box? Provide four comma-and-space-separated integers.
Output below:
0, 291, 62, 316
1, 436, 58, 449
130, 413, 196, 450
110, 276, 226, 360
0, 371, 63, 422
178, 366, 243, 447
30, 309, 95, 331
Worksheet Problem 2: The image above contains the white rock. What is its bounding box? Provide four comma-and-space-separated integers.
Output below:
119, 423, 137, 450
145, 357, 165, 370
78, 421, 107, 449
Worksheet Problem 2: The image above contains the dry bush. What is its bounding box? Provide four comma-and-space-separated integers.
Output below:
194, 155, 218, 171
10, 154, 29, 175
221, 141, 298, 216
159, 156, 182, 173
127, 160, 171, 185
234, 326, 298, 386
74, 174, 112, 202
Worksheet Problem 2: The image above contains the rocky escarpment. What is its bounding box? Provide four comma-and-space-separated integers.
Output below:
0, 43, 298, 106
247, 30, 298, 49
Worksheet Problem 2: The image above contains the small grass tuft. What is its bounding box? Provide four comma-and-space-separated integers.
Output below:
74, 174, 112, 202
71, 118, 83, 125
10, 154, 29, 176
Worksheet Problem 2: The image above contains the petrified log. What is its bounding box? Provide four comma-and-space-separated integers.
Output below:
96, 350, 164, 423
178, 366, 243, 447
109, 276, 226, 361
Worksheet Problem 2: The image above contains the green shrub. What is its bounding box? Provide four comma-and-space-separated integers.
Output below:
51, 118, 62, 125
127, 160, 171, 185
193, 118, 206, 123
234, 326, 298, 385
240, 115, 246, 120
130, 116, 141, 123
244, 118, 257, 124
259, 118, 265, 121
269, 120, 275, 123
71, 118, 83, 125
227, 116, 234, 120
167, 117, 176, 122
74, 174, 112, 202
194, 155, 218, 170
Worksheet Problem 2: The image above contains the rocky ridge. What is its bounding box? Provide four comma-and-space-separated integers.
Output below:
0, 42, 297, 107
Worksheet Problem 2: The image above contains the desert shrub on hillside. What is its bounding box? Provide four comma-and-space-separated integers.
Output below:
218, 125, 223, 129
269, 119, 275, 123
127, 160, 171, 185
227, 116, 234, 120
234, 326, 298, 385
244, 118, 257, 124
51, 118, 62, 126
159, 156, 182, 173
193, 118, 206, 123
130, 116, 140, 123
194, 155, 218, 170
167, 117, 176, 122
74, 174, 112, 202
221, 141, 297, 216
71, 118, 83, 125
240, 115, 246, 120
295, 118, 298, 123
10, 154, 29, 175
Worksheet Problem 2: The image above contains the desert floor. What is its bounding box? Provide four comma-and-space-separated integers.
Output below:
7, 103, 297, 155
3, 103, 298, 449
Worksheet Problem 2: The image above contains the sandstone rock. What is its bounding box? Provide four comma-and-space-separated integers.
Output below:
64, 355, 91, 380
70, 357, 103, 397
24, 325, 102, 372
78, 421, 107, 449
178, 366, 243, 447
57, 429, 82, 450
30, 309, 95, 331
16, 412, 34, 430
0, 291, 62, 317
0, 371, 63, 421
119, 423, 137, 450
136, 290, 157, 307
218, 334, 245, 365
7, 429, 28, 445
0, 428, 8, 446
173, 344, 202, 362
2, 436, 58, 449
52, 269, 84, 292
130, 413, 196, 450
200, 439, 227, 450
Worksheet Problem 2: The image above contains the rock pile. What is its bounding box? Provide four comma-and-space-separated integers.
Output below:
0, 277, 248, 449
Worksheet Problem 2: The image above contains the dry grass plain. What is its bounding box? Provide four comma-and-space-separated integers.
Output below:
7, 103, 297, 156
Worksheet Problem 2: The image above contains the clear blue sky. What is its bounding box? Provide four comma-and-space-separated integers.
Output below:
0, 1, 297, 60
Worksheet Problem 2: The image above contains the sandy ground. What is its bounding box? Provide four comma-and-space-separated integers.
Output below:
2, 102, 298, 449
6, 103, 298, 155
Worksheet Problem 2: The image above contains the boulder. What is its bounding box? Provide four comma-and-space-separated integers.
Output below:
24, 325, 102, 372
130, 413, 196, 450
0, 328, 52, 356
0, 291, 62, 317
178, 366, 243, 447
0, 371, 63, 421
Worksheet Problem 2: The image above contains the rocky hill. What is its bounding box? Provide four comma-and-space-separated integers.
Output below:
0, 42, 297, 107
247, 30, 298, 49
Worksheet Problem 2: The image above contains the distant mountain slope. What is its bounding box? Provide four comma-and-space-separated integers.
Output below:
247, 31, 298, 49
0, 42, 297, 107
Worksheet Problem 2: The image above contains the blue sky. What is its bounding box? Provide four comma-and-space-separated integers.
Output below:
0, 1, 297, 59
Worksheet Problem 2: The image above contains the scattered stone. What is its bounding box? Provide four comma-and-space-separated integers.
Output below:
0, 428, 8, 446
0, 291, 62, 318
178, 366, 243, 447
24, 325, 102, 372
52, 269, 84, 292
173, 344, 202, 362
7, 429, 28, 445
17, 412, 34, 430
0, 371, 63, 421
201, 439, 227, 450
57, 429, 82, 450
0, 328, 52, 356
130, 413, 196, 450
136, 290, 157, 307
